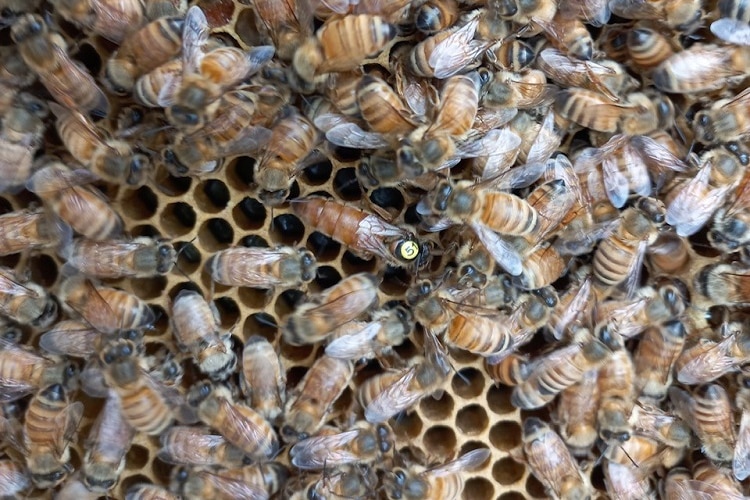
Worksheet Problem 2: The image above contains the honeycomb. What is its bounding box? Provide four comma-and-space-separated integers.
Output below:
2, 0, 750, 499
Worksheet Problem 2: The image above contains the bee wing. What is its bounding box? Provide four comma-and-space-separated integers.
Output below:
325, 123, 390, 149
676, 338, 737, 385
600, 153, 630, 209
509, 79, 557, 109
43, 45, 109, 117
64, 239, 143, 279
525, 109, 564, 166
27, 165, 99, 195
210, 247, 287, 287
470, 222, 523, 276
666, 163, 732, 237
712, 18, 750, 46
604, 461, 651, 498
622, 238, 648, 299
608, 0, 661, 19
427, 448, 491, 477
733, 410, 750, 481
86, 391, 135, 457
157, 426, 231, 465
200, 470, 269, 500
182, 6, 209, 76
461, 129, 522, 180
155, 70, 183, 108
39, 320, 102, 357
365, 366, 421, 423
214, 126, 273, 159
52, 400, 83, 457
551, 276, 591, 340
353, 213, 410, 260
242, 45, 276, 76
81, 361, 109, 398
290, 429, 362, 469
428, 16, 488, 79
487, 159, 546, 190
301, 281, 377, 324
312, 111, 351, 133
325, 322, 382, 359
630, 135, 689, 175
0, 379, 37, 402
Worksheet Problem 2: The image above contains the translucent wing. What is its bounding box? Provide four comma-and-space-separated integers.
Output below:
325, 123, 390, 149
712, 18, 750, 46
428, 15, 488, 78
325, 322, 381, 359
675, 337, 738, 385
182, 6, 209, 76
735, 410, 750, 480
427, 448, 490, 477
470, 222, 523, 276
365, 366, 421, 423
39, 320, 102, 357
526, 109, 563, 166
290, 429, 363, 469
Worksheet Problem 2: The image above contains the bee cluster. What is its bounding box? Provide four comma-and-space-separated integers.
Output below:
2, 0, 750, 498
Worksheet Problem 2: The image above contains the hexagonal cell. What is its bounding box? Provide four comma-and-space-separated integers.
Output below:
389, 411, 423, 440
159, 173, 192, 196
419, 392, 454, 421
237, 286, 271, 309
214, 297, 240, 329
243, 313, 278, 343
302, 159, 333, 185
234, 7, 265, 47
270, 214, 306, 246
341, 250, 377, 275
160, 202, 197, 237
463, 477, 493, 500
174, 240, 202, 275
333, 167, 362, 200
498, 492, 527, 500
422, 425, 457, 459
28, 254, 58, 288
195, 179, 230, 213
526, 473, 548, 498
233, 197, 267, 230
118, 474, 153, 495
456, 404, 489, 435
227, 156, 255, 189
452, 367, 485, 399
313, 266, 342, 290
120, 185, 158, 220
489, 421, 522, 451
460, 441, 490, 458
129, 276, 168, 301
487, 384, 515, 415
370, 187, 405, 214
198, 218, 235, 252
306, 231, 341, 262
126, 444, 151, 469
492, 457, 525, 485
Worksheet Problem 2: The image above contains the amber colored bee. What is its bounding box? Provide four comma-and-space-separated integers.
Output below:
416, 0, 460, 33
694, 87, 750, 145
709, 165, 750, 253
482, 68, 556, 111
0, 208, 67, 258
0, 266, 56, 328
591, 198, 665, 298
604, 461, 654, 499
255, 110, 320, 206
674, 328, 750, 385
10, 14, 109, 116
555, 89, 664, 135
292, 197, 424, 268
532, 12, 595, 61
166, 7, 275, 131
609, 0, 702, 33
0, 459, 30, 497
40, 321, 142, 360
170, 290, 236, 381
296, 464, 377, 500
512, 327, 617, 410
188, 382, 278, 460
652, 44, 750, 95
634, 320, 686, 402
386, 448, 490, 500
0, 93, 47, 192
240, 335, 286, 422
554, 370, 599, 456
104, 15, 184, 95
293, 14, 396, 83
325, 305, 412, 361
133, 59, 183, 108
171, 463, 286, 500
485, 353, 530, 387
282, 355, 353, 441
631, 404, 691, 453
125, 483, 181, 500
0, 338, 78, 403
692, 459, 745, 498
695, 263, 750, 306
27, 163, 123, 241
597, 348, 636, 445
59, 276, 154, 334
290, 423, 392, 470
252, 0, 313, 61
356, 74, 421, 137
50, 0, 145, 42
626, 26, 675, 71
82, 389, 135, 493
62, 237, 175, 279
100, 340, 187, 435
522, 417, 590, 500
670, 384, 736, 463
23, 384, 83, 488
158, 426, 246, 468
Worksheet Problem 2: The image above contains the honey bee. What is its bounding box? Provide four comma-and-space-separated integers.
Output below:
325, 305, 412, 361
597, 348, 636, 444
297, 464, 376, 500
282, 355, 354, 441
134, 59, 183, 108
23, 384, 83, 488
694, 87, 750, 145
290, 423, 392, 470
291, 197, 425, 268
556, 0, 610, 25
60, 276, 155, 334
416, 0, 460, 33
171, 290, 236, 381
631, 403, 691, 453
27, 163, 123, 241
166, 7, 275, 130
693, 459, 746, 498
293, 14, 396, 83
604, 461, 654, 500
625, 26, 675, 71
592, 198, 665, 298
255, 110, 320, 206
10, 14, 109, 116
0, 208, 67, 257
0, 266, 57, 328
512, 327, 617, 410
158, 426, 246, 468
100, 339, 193, 435
62, 237, 176, 279
0, 93, 47, 192
126, 483, 181, 500
0, 459, 29, 497
554, 370, 599, 455
495, 0, 557, 25
82, 389, 135, 493
522, 417, 590, 500
40, 321, 141, 360
283, 272, 378, 346
609, 0, 702, 33
669, 384, 736, 463
482, 68, 556, 111
709, 167, 750, 253
674, 328, 750, 385
252, 0, 313, 61
555, 89, 665, 135
532, 13, 595, 61
634, 320, 686, 402
695, 263, 750, 306
0, 338, 78, 402
735, 370, 750, 480
485, 353, 530, 386
485, 39, 537, 72
712, 0, 750, 45
386, 448, 490, 500
594, 284, 685, 340
104, 15, 184, 95
652, 44, 750, 94
356, 74, 421, 137
407, 10, 488, 78
240, 335, 286, 422
363, 335, 451, 424
172, 462, 287, 499
50, 0, 145, 43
